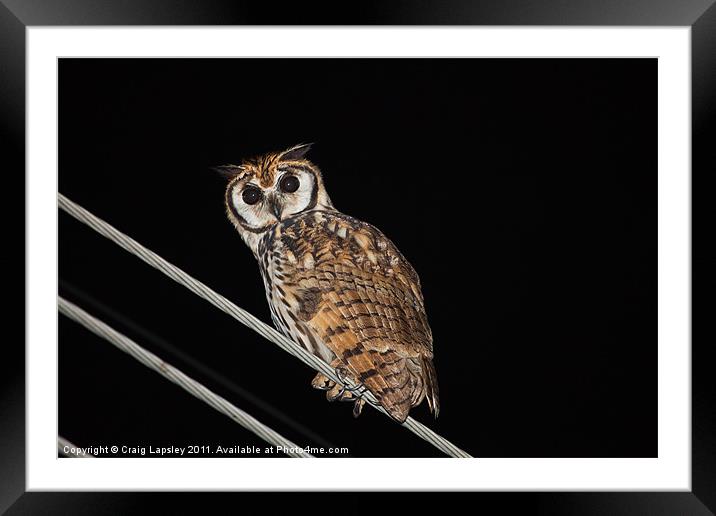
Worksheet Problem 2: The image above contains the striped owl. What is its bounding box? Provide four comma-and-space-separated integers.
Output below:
218, 144, 439, 423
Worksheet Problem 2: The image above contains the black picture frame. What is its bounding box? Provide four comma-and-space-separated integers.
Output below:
4, 1, 714, 513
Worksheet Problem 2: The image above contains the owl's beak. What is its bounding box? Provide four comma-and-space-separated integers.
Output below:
268, 195, 283, 221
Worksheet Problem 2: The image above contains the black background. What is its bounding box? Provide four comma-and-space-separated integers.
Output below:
58, 58, 656, 458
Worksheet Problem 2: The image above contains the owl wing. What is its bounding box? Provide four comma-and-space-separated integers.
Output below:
285, 213, 439, 422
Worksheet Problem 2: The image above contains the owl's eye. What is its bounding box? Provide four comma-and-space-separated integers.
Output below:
279, 175, 300, 193
242, 187, 262, 205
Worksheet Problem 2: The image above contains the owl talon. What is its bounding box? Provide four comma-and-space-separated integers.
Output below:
326, 380, 364, 403
345, 383, 367, 394
337, 387, 358, 402
339, 382, 368, 406
335, 366, 350, 384
352, 399, 365, 418
326, 382, 344, 402
339, 383, 366, 401
332, 366, 367, 400
334, 366, 363, 389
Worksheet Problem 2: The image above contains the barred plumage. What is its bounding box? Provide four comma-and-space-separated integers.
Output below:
220, 144, 439, 422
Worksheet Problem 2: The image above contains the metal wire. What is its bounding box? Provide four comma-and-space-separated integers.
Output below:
59, 297, 314, 458
58, 436, 95, 458
59, 193, 472, 458
60, 278, 339, 452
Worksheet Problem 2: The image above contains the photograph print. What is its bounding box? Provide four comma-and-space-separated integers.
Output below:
58, 57, 656, 459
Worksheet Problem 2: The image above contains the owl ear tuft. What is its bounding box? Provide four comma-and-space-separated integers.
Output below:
212, 164, 245, 180
280, 143, 313, 162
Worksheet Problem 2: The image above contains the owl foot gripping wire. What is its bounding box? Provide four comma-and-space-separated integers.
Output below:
310, 362, 368, 417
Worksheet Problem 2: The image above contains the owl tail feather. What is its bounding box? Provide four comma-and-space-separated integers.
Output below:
422, 357, 440, 419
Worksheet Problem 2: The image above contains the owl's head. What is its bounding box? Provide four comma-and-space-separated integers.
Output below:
217, 144, 334, 249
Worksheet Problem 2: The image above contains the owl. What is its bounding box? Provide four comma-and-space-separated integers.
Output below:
217, 144, 439, 423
